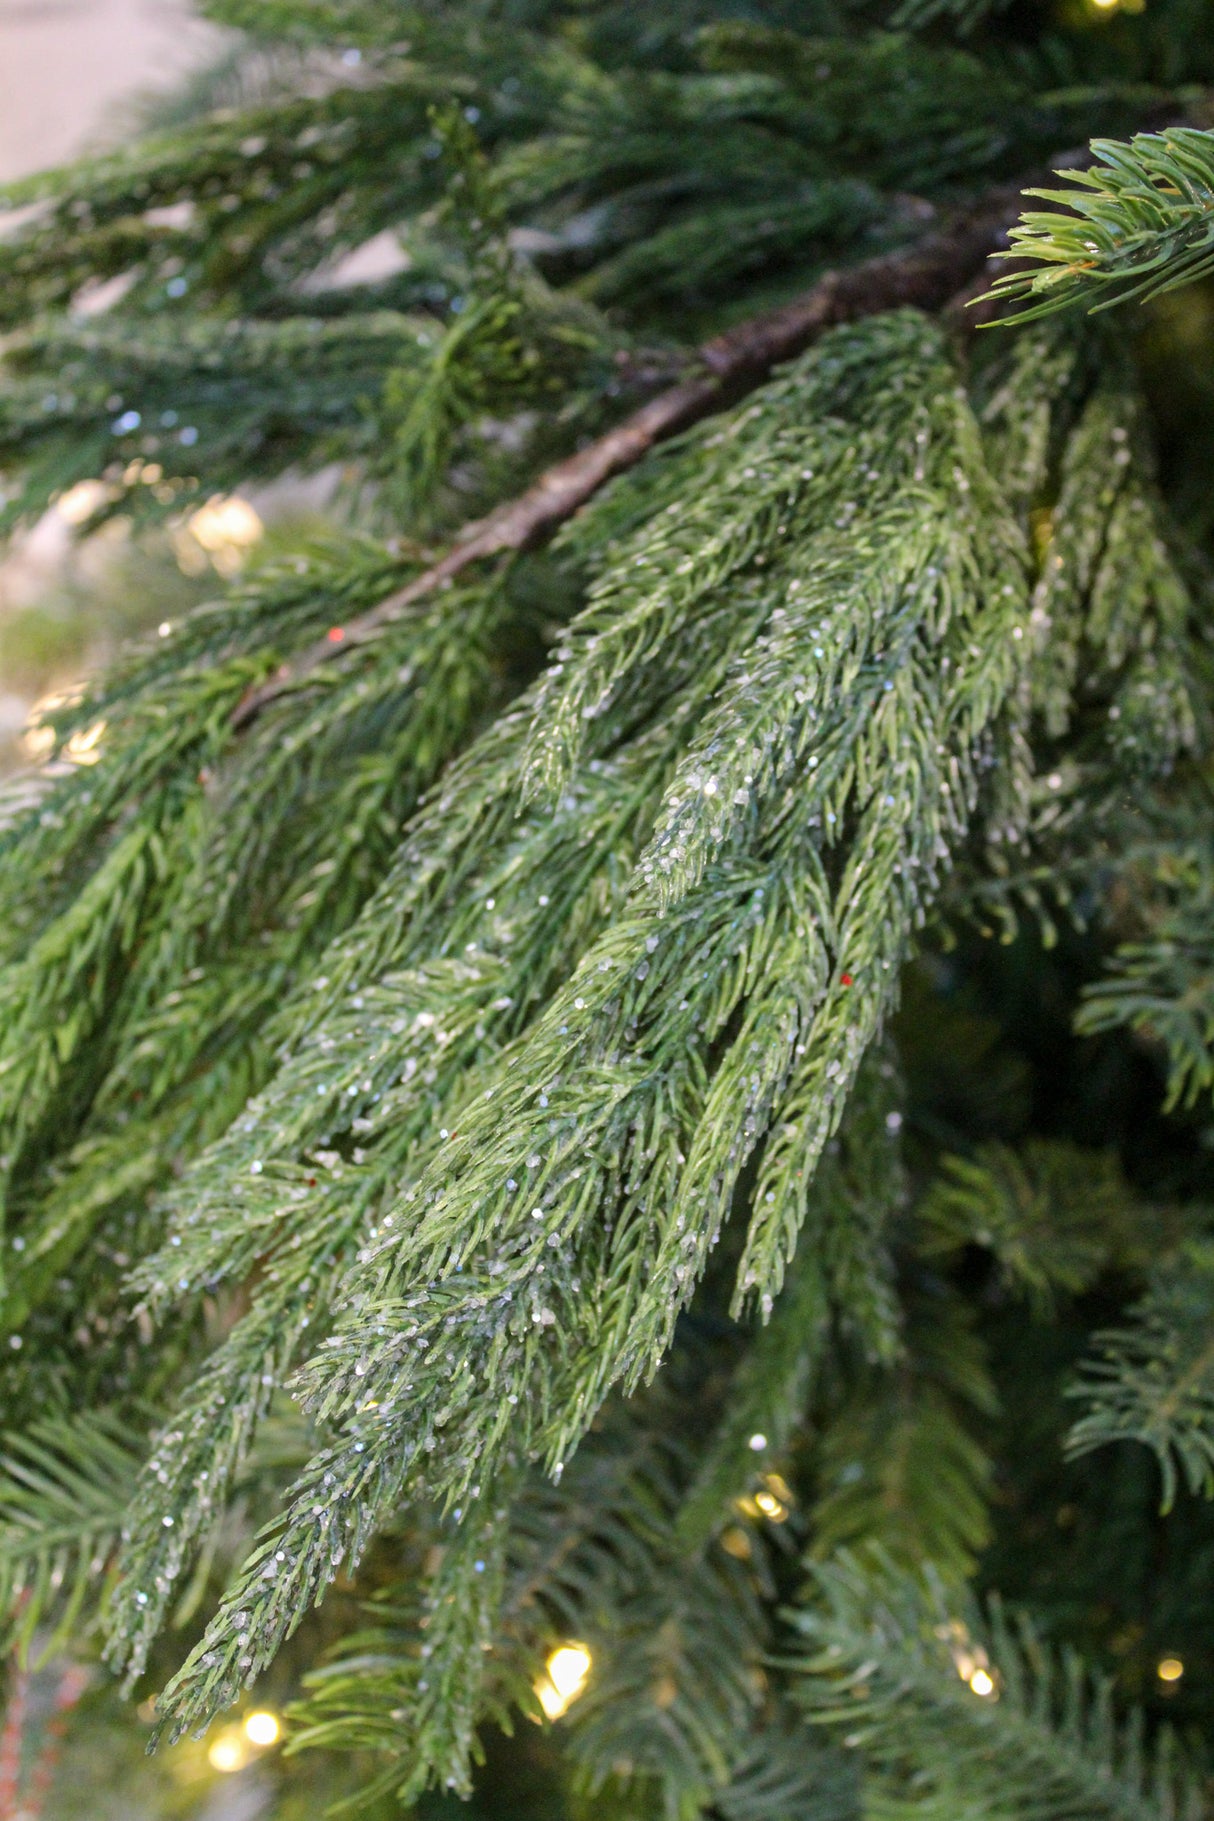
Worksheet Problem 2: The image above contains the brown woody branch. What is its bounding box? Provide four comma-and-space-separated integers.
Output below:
231, 181, 1033, 731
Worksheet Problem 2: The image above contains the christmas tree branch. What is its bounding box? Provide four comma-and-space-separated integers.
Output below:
979, 126, 1214, 322
230, 179, 1034, 730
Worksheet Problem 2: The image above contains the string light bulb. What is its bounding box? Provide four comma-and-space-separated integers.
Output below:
243, 1710, 281, 1746
536, 1642, 592, 1718
939, 1619, 999, 1699
179, 494, 263, 577
64, 720, 106, 766
187, 495, 263, 554
1158, 1657, 1185, 1684
207, 1727, 252, 1773
753, 1471, 793, 1523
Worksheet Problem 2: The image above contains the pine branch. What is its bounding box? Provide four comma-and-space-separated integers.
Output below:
229, 180, 1034, 730
287, 1406, 783, 1810
2, 16, 1212, 1800
140, 310, 1034, 1741
791, 1551, 1202, 1821
812, 1383, 994, 1583
677, 1051, 904, 1550
562, 1555, 766, 1816
916, 1140, 1154, 1312
891, 0, 1013, 27
712, 1724, 860, 1821
0, 534, 523, 1356
1066, 1240, 1214, 1511
809, 1291, 997, 1583
0, 1409, 146, 1662
981, 128, 1214, 322
234, 116, 1210, 738
0, 312, 440, 534
0, 824, 167, 1252
1077, 850, 1214, 1109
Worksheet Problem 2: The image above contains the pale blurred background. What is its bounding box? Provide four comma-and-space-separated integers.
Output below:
0, 0, 219, 182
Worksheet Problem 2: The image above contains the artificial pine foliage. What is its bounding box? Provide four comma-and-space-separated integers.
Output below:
8, 2, 1214, 1816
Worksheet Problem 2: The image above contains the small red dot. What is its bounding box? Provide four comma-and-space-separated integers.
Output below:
840, 972, 853, 986
327, 626, 345, 643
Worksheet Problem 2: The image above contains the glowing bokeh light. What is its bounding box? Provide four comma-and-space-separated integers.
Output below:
244, 1710, 281, 1746
536, 1643, 592, 1718
208, 1729, 251, 1773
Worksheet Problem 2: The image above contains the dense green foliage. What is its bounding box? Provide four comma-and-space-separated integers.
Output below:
6, 2, 1214, 1817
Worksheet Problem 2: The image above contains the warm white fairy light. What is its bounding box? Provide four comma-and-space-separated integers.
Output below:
187, 495, 263, 554
939, 1619, 999, 1700
536, 1642, 592, 1719
208, 1726, 251, 1772
64, 719, 106, 765
753, 1488, 787, 1522
243, 1710, 281, 1746
752, 1471, 794, 1523
178, 494, 264, 577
